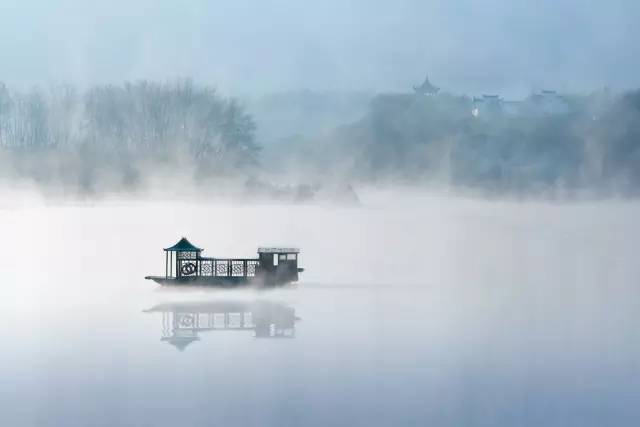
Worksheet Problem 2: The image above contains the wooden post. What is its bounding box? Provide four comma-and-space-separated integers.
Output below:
176, 252, 180, 278
165, 251, 168, 278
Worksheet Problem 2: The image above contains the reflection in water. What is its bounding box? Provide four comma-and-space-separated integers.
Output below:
145, 301, 298, 350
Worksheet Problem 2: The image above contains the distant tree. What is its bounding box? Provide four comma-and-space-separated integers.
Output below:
0, 83, 12, 147
217, 99, 259, 165
80, 80, 260, 170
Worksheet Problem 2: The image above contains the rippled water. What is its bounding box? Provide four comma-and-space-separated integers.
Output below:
1, 192, 639, 426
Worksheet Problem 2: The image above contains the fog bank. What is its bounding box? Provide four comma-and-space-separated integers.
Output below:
1, 190, 638, 425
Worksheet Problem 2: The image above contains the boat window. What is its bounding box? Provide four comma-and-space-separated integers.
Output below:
287, 253, 297, 261
279, 254, 287, 261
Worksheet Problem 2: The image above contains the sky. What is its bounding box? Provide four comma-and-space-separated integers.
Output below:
0, 0, 639, 97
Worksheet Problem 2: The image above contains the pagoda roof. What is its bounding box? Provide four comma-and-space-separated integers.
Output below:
164, 237, 203, 252
413, 75, 439, 94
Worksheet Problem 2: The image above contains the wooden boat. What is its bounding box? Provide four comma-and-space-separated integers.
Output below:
145, 237, 303, 287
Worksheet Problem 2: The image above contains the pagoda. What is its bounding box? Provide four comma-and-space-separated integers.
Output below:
413, 74, 440, 95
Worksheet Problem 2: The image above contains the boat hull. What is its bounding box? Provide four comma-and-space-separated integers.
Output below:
144, 275, 295, 287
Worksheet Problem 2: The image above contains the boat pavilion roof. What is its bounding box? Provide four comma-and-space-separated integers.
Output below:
164, 237, 203, 252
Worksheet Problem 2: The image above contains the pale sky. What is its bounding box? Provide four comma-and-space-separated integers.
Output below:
0, 0, 638, 96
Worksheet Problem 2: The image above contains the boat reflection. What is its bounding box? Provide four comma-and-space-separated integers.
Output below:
145, 300, 298, 351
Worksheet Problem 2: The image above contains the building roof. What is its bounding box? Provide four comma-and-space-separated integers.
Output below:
258, 247, 300, 254
413, 74, 439, 95
164, 237, 203, 252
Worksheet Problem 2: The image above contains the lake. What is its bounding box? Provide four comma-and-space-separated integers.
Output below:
1, 190, 638, 426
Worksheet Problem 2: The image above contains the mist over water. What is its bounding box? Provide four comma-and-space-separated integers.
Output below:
1, 190, 638, 426
1, 1, 639, 425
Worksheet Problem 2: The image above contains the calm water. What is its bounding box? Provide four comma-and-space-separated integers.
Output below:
1, 192, 639, 426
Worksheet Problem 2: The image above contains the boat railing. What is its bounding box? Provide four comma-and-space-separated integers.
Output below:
195, 257, 260, 278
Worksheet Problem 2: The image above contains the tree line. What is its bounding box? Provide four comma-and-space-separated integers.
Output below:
2, 79, 639, 197
0, 80, 258, 167
283, 89, 640, 195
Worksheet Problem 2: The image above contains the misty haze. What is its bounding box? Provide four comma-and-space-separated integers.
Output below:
1, 1, 639, 426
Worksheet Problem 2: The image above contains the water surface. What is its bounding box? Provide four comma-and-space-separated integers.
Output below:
1, 193, 638, 426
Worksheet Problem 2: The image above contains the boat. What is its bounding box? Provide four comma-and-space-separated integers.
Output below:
145, 237, 303, 287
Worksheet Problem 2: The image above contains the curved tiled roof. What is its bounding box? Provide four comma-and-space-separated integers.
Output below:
164, 237, 203, 252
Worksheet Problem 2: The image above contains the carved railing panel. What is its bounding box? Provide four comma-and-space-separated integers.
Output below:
177, 251, 197, 260
215, 260, 230, 276
179, 260, 197, 276
185, 257, 261, 278
200, 260, 213, 276
231, 260, 245, 276
247, 261, 259, 277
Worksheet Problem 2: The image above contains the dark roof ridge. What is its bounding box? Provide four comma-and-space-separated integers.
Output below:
164, 237, 203, 252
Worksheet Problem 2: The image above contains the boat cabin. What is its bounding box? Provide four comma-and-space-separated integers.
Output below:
258, 247, 300, 283
146, 237, 303, 286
